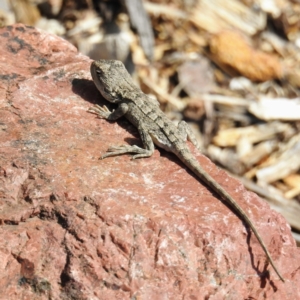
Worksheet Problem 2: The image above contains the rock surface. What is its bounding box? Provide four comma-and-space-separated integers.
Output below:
0, 24, 299, 299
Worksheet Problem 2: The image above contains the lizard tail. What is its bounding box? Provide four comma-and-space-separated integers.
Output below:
175, 149, 285, 282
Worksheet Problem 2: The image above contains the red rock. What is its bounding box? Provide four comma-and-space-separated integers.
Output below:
0, 24, 299, 299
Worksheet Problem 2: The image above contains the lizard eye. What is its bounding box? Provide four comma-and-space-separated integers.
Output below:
96, 69, 102, 75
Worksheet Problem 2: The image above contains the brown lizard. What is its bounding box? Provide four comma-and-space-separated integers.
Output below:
88, 59, 284, 282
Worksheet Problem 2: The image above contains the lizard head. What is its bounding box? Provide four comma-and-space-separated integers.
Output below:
91, 60, 132, 103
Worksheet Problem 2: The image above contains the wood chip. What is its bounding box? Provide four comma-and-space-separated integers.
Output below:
209, 30, 283, 81
256, 133, 300, 183
249, 97, 300, 120
213, 121, 291, 147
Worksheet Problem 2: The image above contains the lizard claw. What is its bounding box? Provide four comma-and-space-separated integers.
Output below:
88, 105, 112, 119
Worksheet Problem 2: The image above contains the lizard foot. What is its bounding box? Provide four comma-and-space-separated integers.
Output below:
101, 145, 152, 159
88, 105, 112, 119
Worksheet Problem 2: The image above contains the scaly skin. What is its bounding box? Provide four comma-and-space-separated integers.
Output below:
88, 59, 284, 282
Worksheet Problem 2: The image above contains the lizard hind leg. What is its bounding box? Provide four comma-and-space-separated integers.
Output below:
177, 120, 201, 151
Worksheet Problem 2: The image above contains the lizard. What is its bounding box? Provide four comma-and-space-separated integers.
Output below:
88, 59, 285, 282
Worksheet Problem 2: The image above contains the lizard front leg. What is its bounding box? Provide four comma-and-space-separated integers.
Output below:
101, 124, 155, 159
88, 103, 128, 120
89, 104, 155, 159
